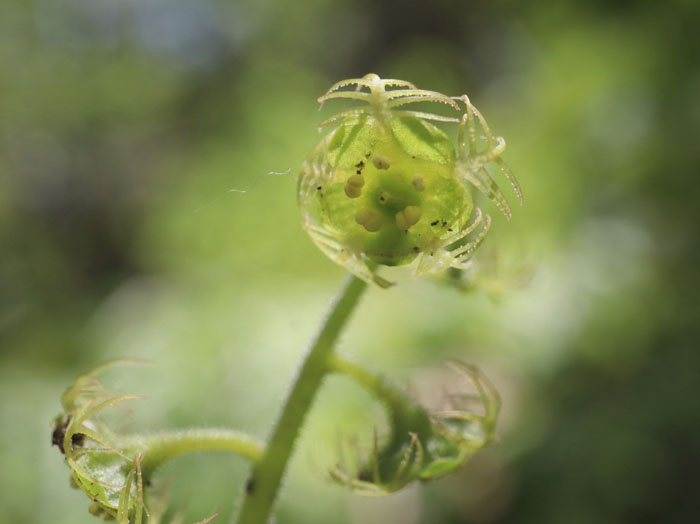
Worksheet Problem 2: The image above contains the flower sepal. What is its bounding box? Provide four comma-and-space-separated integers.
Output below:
325, 358, 500, 495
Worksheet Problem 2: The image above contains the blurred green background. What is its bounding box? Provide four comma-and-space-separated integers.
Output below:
1, 0, 699, 522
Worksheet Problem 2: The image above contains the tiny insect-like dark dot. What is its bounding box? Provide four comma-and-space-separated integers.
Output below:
442, 220, 447, 227
447, 228, 453, 232
51, 426, 66, 454
246, 479, 256, 494
380, 195, 385, 202
412, 246, 420, 252
317, 186, 322, 190
73, 432, 85, 447
356, 170, 361, 174
430, 220, 438, 226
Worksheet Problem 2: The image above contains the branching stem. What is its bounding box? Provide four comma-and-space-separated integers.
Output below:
327, 354, 407, 416
124, 429, 265, 478
328, 354, 432, 461
236, 275, 368, 524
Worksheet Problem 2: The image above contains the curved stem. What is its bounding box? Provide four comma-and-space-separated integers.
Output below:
236, 275, 368, 524
327, 354, 407, 413
328, 354, 432, 459
126, 429, 265, 478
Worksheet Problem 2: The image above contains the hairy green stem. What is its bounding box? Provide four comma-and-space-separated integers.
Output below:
327, 354, 407, 413
126, 429, 265, 477
328, 354, 432, 459
236, 275, 368, 524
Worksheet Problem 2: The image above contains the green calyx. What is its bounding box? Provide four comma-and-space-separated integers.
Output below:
316, 115, 471, 267
52, 360, 263, 523
326, 356, 500, 495
299, 74, 522, 287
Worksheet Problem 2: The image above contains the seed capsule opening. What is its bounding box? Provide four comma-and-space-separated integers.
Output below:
356, 208, 383, 232
412, 175, 425, 192
372, 155, 391, 170
344, 174, 365, 198
395, 205, 422, 230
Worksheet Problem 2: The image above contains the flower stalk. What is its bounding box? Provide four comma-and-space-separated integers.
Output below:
236, 274, 368, 524
127, 429, 264, 478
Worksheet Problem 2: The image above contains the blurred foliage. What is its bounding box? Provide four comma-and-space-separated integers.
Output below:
1, 0, 699, 522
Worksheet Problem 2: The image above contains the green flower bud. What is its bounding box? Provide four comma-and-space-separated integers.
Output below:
52, 360, 149, 522
325, 357, 500, 495
299, 74, 522, 287
52, 361, 262, 523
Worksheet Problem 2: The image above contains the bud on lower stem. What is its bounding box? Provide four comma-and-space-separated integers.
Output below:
326, 356, 500, 494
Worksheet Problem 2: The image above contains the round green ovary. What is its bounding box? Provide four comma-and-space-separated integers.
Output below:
321, 138, 472, 267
